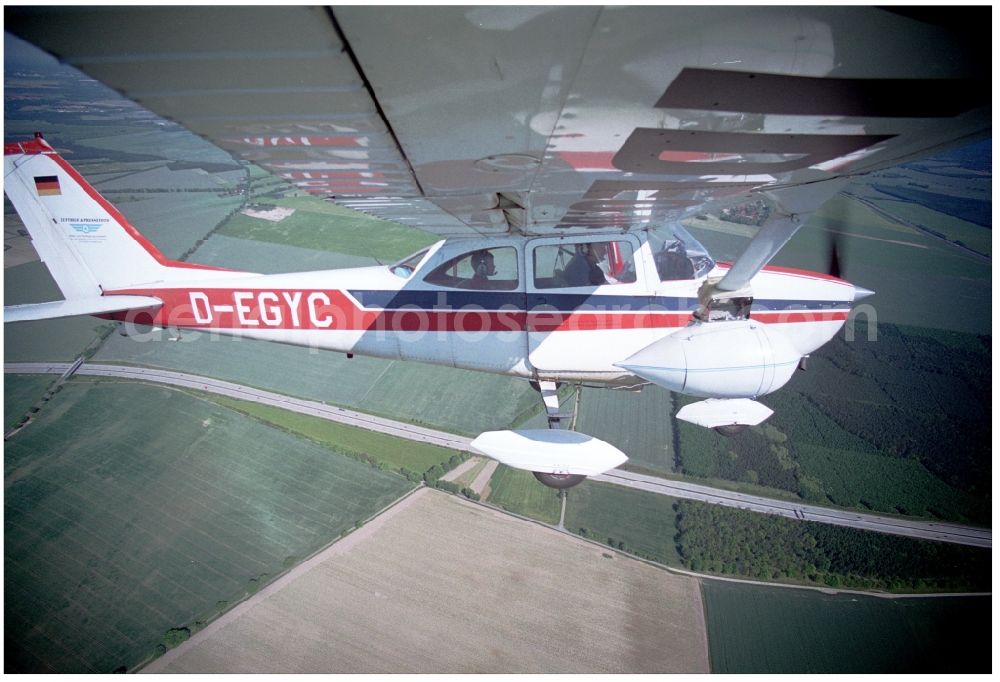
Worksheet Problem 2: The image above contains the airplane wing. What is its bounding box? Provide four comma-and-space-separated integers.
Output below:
7, 6, 990, 251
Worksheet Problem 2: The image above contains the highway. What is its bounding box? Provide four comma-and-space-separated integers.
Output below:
593, 470, 992, 548
6, 361, 991, 549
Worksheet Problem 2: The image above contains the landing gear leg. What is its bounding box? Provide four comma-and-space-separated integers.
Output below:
539, 380, 563, 430
531, 380, 585, 489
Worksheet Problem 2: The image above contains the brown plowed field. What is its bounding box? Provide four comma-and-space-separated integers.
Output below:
145, 489, 708, 673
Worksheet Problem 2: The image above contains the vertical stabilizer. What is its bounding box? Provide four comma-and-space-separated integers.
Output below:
3, 134, 228, 298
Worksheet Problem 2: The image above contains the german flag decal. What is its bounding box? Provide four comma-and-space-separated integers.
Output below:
34, 175, 61, 196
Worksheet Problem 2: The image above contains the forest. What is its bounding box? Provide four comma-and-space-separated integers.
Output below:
674, 500, 990, 592
674, 319, 991, 524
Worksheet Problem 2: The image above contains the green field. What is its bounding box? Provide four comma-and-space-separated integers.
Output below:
779, 194, 991, 334
204, 393, 461, 475
4, 380, 412, 673
75, 129, 239, 166
3, 374, 56, 430
188, 234, 378, 273
485, 465, 562, 525
218, 194, 436, 262
92, 333, 540, 436
866, 194, 991, 257
112, 191, 243, 261
563, 481, 682, 565
575, 386, 675, 474
450, 457, 491, 488
4, 262, 114, 362
703, 582, 990, 673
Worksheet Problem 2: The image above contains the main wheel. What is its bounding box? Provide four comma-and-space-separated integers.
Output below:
532, 471, 586, 489
713, 423, 749, 436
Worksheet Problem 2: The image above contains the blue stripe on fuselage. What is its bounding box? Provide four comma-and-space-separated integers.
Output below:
348, 290, 852, 313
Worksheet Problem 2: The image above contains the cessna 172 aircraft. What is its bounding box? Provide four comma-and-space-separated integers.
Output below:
4, 7, 989, 488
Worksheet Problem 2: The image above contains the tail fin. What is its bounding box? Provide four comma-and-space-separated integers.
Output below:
4, 134, 231, 300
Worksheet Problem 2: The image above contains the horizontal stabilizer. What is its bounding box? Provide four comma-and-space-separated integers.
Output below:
4, 295, 162, 323
471, 429, 627, 476
676, 398, 773, 428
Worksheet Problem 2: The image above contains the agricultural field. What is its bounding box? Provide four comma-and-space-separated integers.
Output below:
110, 191, 244, 261
73, 129, 240, 167
703, 581, 990, 673
92, 332, 540, 436
146, 490, 709, 674
484, 465, 562, 525
563, 482, 682, 566
4, 262, 114, 363
3, 374, 55, 430
575, 385, 676, 475
218, 194, 436, 262
4, 380, 412, 673
188, 234, 378, 274
204, 393, 461, 476
777, 193, 990, 335
448, 456, 491, 489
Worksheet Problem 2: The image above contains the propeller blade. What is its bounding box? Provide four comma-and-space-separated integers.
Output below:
827, 229, 843, 279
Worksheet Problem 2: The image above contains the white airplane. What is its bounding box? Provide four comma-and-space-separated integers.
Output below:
4, 7, 989, 488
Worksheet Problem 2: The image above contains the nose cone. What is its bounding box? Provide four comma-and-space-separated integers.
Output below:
852, 285, 875, 302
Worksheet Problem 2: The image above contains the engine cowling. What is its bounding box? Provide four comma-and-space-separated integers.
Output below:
616, 320, 801, 399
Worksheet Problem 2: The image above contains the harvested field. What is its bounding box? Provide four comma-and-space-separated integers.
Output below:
145, 490, 709, 674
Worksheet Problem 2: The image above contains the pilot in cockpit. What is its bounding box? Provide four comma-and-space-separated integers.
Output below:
655, 240, 695, 280
470, 249, 497, 286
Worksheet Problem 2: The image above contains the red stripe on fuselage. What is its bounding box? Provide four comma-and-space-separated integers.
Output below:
715, 261, 850, 285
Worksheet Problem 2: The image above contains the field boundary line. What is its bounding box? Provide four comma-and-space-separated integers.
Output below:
477, 495, 991, 601
139, 485, 427, 673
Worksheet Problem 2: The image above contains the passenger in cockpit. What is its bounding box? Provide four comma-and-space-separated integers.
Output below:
561, 242, 608, 287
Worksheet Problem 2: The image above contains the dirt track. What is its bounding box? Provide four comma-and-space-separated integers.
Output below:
143, 489, 709, 673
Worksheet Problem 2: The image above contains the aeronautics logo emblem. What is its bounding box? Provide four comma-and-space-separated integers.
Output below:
61, 217, 109, 239
70, 222, 103, 234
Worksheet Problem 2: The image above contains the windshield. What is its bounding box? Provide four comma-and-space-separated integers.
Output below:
389, 248, 430, 279
646, 224, 715, 280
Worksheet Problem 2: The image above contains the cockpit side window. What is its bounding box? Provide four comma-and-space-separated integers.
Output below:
648, 224, 715, 281
389, 248, 429, 278
533, 240, 637, 289
423, 246, 519, 290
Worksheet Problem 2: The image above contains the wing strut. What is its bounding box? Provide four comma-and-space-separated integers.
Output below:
707, 177, 849, 297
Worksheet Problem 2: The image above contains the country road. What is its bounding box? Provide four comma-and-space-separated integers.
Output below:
5, 362, 991, 549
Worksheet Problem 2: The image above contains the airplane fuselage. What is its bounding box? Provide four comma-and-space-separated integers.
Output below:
105, 233, 859, 386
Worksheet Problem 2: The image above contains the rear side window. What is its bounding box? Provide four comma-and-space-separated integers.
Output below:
423, 246, 519, 290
